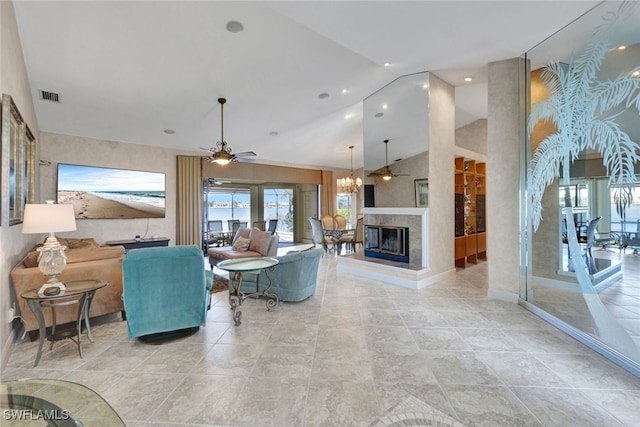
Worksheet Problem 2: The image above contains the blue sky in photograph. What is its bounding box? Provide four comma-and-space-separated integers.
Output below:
57, 164, 165, 192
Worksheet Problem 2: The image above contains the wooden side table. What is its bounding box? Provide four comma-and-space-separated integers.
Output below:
21, 279, 108, 367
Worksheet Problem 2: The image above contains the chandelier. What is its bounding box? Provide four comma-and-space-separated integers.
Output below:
340, 145, 362, 194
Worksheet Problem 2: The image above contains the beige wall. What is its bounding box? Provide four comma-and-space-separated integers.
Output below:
455, 119, 487, 156
202, 157, 323, 185
1, 0, 41, 369
371, 151, 428, 208
38, 132, 202, 246
487, 57, 526, 301
427, 73, 455, 277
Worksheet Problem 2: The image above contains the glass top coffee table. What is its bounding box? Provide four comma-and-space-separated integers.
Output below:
1, 378, 125, 426
216, 257, 279, 325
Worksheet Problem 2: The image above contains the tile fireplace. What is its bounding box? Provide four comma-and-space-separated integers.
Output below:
336, 207, 455, 290
364, 225, 410, 263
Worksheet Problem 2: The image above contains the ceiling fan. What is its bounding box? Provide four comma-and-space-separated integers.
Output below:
202, 98, 257, 166
367, 139, 410, 181
207, 178, 232, 186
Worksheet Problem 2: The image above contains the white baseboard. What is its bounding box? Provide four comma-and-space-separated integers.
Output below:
337, 256, 454, 290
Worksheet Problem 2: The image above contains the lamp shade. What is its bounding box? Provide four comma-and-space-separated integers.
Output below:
22, 203, 77, 234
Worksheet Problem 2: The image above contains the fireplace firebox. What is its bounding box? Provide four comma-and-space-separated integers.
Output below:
364, 225, 410, 263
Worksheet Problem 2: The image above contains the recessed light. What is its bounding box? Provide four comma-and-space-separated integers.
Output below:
464, 77, 473, 82
422, 83, 429, 89
226, 21, 244, 33
341, 88, 348, 94
632, 70, 640, 77
384, 62, 391, 67
269, 131, 279, 136
374, 112, 384, 118
617, 45, 627, 50
382, 104, 388, 110
318, 92, 330, 100
163, 129, 175, 135
344, 113, 352, 120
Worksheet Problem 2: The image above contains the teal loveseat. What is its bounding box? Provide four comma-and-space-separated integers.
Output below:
122, 245, 212, 340
236, 247, 323, 302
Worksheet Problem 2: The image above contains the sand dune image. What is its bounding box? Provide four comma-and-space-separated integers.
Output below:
58, 191, 164, 219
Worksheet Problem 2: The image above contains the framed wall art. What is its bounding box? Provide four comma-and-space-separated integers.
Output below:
414, 178, 429, 208
1, 94, 35, 226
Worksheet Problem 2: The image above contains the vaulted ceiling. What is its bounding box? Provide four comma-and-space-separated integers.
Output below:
13, 1, 599, 170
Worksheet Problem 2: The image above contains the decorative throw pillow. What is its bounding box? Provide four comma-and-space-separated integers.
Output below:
23, 251, 40, 268
249, 228, 272, 256
67, 238, 100, 249
232, 236, 251, 251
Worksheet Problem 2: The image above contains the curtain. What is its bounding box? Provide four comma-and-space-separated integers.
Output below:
320, 170, 335, 217
176, 156, 202, 246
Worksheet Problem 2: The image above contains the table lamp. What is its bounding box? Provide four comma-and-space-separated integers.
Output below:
22, 201, 77, 295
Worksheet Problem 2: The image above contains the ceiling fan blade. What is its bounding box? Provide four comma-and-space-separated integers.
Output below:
394, 173, 411, 177
233, 151, 257, 157
367, 172, 382, 177
200, 147, 215, 152
235, 157, 256, 163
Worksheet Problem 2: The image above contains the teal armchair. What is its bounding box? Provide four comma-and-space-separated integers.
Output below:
123, 245, 212, 340
237, 247, 323, 302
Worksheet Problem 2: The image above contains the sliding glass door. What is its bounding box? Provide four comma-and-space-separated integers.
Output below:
263, 187, 294, 242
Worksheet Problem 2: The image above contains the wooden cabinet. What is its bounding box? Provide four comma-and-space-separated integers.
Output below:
454, 157, 487, 268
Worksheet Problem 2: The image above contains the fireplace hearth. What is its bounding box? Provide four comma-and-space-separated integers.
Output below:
365, 225, 410, 263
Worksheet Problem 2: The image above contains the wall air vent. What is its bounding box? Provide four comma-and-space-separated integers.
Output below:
39, 90, 60, 103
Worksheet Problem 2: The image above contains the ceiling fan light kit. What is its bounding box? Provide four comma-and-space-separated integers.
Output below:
368, 139, 409, 181
203, 98, 257, 166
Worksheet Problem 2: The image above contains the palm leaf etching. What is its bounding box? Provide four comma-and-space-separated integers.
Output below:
527, 1, 640, 360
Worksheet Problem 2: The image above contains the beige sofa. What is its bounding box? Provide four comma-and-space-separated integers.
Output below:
207, 227, 279, 268
10, 238, 125, 336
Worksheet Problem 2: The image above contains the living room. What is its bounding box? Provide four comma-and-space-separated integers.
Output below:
3, 1, 640, 425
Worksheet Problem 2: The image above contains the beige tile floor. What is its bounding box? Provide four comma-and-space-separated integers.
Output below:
3, 256, 640, 426
531, 249, 640, 348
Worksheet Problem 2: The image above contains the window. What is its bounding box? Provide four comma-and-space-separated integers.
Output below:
205, 188, 250, 231
336, 182, 354, 228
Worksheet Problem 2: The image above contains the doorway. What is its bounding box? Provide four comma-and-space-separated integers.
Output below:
263, 187, 294, 243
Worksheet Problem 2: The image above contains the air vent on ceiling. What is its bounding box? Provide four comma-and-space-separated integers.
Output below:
39, 90, 60, 103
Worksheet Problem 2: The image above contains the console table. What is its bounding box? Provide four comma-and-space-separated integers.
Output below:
106, 237, 169, 252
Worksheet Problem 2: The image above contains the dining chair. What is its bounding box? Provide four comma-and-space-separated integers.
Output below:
267, 219, 278, 234
320, 215, 337, 230
231, 221, 246, 234
203, 220, 224, 251
340, 217, 363, 253
309, 217, 338, 254
334, 214, 347, 230
252, 221, 266, 231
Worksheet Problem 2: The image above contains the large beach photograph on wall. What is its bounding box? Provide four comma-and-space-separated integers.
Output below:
56, 163, 166, 219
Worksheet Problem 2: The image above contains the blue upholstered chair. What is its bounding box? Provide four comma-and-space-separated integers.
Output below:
237, 247, 323, 302
122, 245, 212, 340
